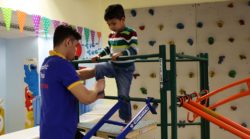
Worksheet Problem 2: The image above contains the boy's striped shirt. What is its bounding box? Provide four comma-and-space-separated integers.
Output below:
99, 26, 138, 64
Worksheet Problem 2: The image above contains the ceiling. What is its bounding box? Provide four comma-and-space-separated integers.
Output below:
102, 0, 230, 9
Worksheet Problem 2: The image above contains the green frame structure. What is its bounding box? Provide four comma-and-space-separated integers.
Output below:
72, 44, 210, 139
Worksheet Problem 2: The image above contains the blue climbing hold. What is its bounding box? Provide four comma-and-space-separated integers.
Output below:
196, 22, 203, 28
131, 9, 137, 17
187, 38, 194, 46
176, 23, 184, 29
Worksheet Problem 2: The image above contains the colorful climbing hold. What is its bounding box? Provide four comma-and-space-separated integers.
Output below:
212, 107, 217, 111
179, 89, 186, 95
189, 72, 194, 78
217, 20, 224, 28
239, 19, 245, 25
148, 9, 154, 16
178, 120, 186, 128
187, 38, 194, 46
158, 24, 164, 31
240, 88, 246, 92
196, 21, 203, 28
218, 55, 225, 64
168, 40, 175, 45
241, 122, 248, 127
228, 70, 236, 78
227, 3, 234, 8
230, 105, 237, 111
228, 37, 235, 43
208, 37, 215, 45
239, 54, 247, 60
140, 87, 147, 95
149, 40, 156, 46
133, 73, 140, 79
139, 25, 145, 30
131, 9, 137, 17
150, 73, 156, 78
176, 23, 184, 29
133, 104, 138, 110
209, 71, 215, 78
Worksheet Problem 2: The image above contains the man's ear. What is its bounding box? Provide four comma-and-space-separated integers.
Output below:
64, 38, 70, 47
121, 17, 125, 22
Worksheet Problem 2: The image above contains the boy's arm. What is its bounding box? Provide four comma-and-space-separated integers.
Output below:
98, 46, 111, 57
92, 45, 110, 62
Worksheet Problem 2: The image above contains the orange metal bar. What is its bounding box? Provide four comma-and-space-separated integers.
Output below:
209, 90, 250, 110
189, 101, 250, 135
183, 102, 250, 139
198, 78, 250, 101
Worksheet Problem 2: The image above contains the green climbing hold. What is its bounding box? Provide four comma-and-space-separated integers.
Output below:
228, 70, 236, 78
208, 37, 215, 45
140, 87, 147, 95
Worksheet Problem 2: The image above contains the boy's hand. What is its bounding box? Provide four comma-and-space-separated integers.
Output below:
91, 55, 100, 63
97, 91, 105, 98
111, 52, 123, 61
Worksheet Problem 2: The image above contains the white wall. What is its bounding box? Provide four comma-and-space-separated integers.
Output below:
0, 39, 6, 107
38, 37, 53, 71
125, 1, 250, 139
5, 37, 38, 133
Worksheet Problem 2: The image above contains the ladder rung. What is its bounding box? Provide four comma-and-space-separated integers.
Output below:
105, 120, 127, 127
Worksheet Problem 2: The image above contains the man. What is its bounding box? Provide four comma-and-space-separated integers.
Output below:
40, 25, 104, 139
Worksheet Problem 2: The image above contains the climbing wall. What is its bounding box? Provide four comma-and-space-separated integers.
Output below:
125, 1, 250, 139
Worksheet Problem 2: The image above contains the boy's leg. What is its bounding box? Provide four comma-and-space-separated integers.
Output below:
95, 62, 116, 80
95, 62, 116, 96
115, 64, 135, 122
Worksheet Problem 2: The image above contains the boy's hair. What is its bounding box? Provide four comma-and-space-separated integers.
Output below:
104, 4, 125, 21
53, 25, 81, 48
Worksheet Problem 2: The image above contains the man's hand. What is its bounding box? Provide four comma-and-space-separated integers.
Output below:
111, 52, 123, 61
91, 55, 100, 63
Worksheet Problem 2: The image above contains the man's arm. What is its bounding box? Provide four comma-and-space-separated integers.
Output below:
69, 79, 104, 104
76, 68, 95, 80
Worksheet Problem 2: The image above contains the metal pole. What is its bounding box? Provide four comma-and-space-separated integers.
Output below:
199, 53, 210, 139
159, 45, 168, 139
72, 54, 160, 63
104, 96, 161, 103
170, 45, 177, 139
176, 54, 208, 61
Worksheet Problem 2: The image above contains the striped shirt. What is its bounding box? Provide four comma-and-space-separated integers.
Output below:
99, 26, 138, 64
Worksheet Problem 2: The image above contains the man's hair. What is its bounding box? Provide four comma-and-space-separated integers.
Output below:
53, 25, 81, 47
104, 4, 125, 21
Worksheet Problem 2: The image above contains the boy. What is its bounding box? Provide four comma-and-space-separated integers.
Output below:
40, 25, 104, 139
78, 4, 138, 123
